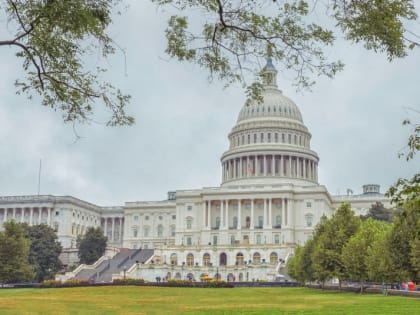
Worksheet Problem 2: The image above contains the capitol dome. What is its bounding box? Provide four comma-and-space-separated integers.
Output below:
221, 59, 319, 187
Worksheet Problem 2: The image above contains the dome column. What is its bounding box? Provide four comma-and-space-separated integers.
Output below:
280, 155, 284, 176
250, 199, 254, 230
237, 200, 242, 230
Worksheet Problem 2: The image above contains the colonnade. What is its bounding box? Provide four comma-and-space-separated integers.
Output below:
102, 217, 124, 242
202, 198, 292, 230
222, 154, 318, 182
0, 207, 53, 226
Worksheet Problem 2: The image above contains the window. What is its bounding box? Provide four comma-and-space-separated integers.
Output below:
270, 252, 278, 265
268, 133, 271, 142
260, 133, 264, 142
187, 206, 192, 211
215, 217, 220, 229
248, 134, 251, 144
256, 234, 262, 244
186, 253, 194, 266
157, 224, 164, 237
306, 202, 312, 208
294, 135, 297, 144
282, 133, 285, 143
186, 217, 193, 229
254, 134, 257, 143
159, 215, 163, 220
186, 237, 192, 246
203, 253, 211, 266
144, 226, 150, 237
170, 253, 178, 265
305, 214, 313, 227
213, 235, 218, 245
170, 225, 176, 237
236, 253, 244, 265
274, 234, 280, 244
258, 215, 263, 228
134, 215, 138, 221
253, 252, 261, 264
276, 202, 282, 209
145, 216, 149, 220
55, 211, 59, 216
275, 133, 278, 142
172, 215, 176, 220
230, 235, 235, 245
233, 216, 238, 228
133, 229, 138, 238
288, 134, 291, 144
276, 215, 282, 227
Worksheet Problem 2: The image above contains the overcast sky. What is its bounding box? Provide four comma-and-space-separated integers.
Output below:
0, 2, 419, 206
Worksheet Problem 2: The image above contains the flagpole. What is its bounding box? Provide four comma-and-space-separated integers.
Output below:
37, 159, 42, 196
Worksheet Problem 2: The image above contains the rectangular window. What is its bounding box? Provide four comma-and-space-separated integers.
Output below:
260, 133, 264, 143
172, 215, 176, 220
288, 134, 291, 144
187, 237, 192, 246
254, 134, 257, 143
275, 133, 278, 142
212, 235, 218, 245
242, 135, 244, 145
268, 133, 271, 143
248, 134, 251, 144
306, 202, 312, 208
187, 206, 192, 211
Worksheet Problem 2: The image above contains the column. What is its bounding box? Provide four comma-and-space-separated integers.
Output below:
120, 218, 124, 241
202, 201, 206, 227
297, 158, 300, 178
207, 201, 211, 229
315, 163, 318, 181
288, 199, 293, 227
246, 156, 250, 177
303, 159, 307, 179
250, 199, 254, 230
268, 198, 272, 227
233, 159, 237, 178
263, 198, 268, 227
220, 200, 224, 229
282, 199, 286, 227
271, 155, 275, 176
3, 209, 7, 224
237, 200, 242, 230
239, 157, 243, 178
104, 218, 108, 238
20, 208, 24, 223
12, 208, 16, 221
30, 208, 34, 226
280, 155, 284, 176
47, 208, 51, 226
225, 200, 229, 228
264, 155, 267, 176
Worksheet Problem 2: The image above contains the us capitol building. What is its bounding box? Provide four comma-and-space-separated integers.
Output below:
0, 60, 390, 282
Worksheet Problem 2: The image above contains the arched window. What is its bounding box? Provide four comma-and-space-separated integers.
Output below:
157, 224, 164, 237
253, 252, 261, 264
186, 217, 193, 230
170, 253, 178, 265
305, 214, 313, 227
186, 253, 194, 266
236, 252, 244, 265
270, 252, 278, 265
203, 253, 211, 266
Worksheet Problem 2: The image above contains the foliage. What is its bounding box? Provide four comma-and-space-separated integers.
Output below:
112, 278, 145, 285
40, 279, 90, 288
0, 221, 34, 283
165, 279, 233, 288
0, 0, 132, 126
153, 0, 418, 93
24, 224, 62, 283
311, 203, 360, 285
341, 218, 391, 289
77, 227, 107, 265
287, 240, 315, 284
361, 202, 395, 222
387, 199, 420, 281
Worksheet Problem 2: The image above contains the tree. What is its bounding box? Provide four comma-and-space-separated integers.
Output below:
341, 218, 391, 292
77, 227, 107, 265
24, 224, 62, 283
361, 202, 395, 223
311, 203, 360, 287
154, 0, 418, 94
0, 221, 34, 284
387, 199, 420, 281
288, 239, 316, 284
0, 0, 132, 126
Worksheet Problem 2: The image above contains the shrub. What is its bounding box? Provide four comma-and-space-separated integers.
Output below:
112, 278, 145, 285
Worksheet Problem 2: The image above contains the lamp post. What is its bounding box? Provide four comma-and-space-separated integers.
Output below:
123, 265, 127, 280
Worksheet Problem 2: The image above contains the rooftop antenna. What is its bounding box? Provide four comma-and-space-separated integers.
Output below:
37, 158, 42, 196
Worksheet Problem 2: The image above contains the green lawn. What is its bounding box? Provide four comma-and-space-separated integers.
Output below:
0, 286, 418, 315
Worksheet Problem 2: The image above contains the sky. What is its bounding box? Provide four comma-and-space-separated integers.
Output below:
0, 2, 419, 206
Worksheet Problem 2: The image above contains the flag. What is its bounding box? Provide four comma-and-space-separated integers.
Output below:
247, 162, 254, 174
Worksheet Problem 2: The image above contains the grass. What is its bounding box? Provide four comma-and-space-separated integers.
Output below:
0, 286, 418, 315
